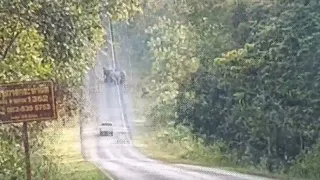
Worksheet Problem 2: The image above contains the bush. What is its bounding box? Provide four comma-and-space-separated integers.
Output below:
154, 124, 233, 166
290, 143, 320, 180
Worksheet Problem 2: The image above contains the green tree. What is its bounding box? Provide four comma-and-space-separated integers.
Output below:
110, 0, 320, 177
177, 0, 320, 173
0, 0, 142, 179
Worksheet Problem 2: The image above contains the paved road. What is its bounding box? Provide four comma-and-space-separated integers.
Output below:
80, 53, 275, 180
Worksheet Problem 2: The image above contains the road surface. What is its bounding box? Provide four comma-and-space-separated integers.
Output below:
80, 53, 275, 180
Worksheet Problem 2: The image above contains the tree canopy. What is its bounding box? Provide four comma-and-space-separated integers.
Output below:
124, 0, 320, 178
0, 0, 142, 179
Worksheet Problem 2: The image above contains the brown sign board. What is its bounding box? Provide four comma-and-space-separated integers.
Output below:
0, 80, 57, 124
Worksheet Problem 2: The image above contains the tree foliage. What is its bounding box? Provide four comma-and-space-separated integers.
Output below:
127, 0, 320, 178
176, 0, 320, 174
145, 16, 199, 126
0, 0, 142, 179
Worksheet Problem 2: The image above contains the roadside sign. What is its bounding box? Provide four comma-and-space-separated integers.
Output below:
0, 80, 57, 180
0, 80, 57, 124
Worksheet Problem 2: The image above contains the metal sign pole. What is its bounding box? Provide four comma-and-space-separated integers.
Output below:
23, 122, 32, 180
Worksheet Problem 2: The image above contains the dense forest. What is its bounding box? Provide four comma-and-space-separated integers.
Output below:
0, 0, 141, 179
1, 0, 320, 179
122, 0, 320, 179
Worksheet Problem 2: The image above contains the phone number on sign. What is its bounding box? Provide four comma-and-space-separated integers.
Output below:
7, 104, 51, 113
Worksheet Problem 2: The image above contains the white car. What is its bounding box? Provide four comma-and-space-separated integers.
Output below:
99, 122, 113, 136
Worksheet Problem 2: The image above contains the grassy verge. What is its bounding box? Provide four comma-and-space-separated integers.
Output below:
133, 126, 305, 180
128, 75, 304, 180
44, 123, 110, 180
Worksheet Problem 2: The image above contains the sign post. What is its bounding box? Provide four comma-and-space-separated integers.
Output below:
23, 122, 31, 180
0, 80, 57, 180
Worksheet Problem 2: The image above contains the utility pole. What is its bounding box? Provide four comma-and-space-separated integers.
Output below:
107, 16, 132, 139
107, 16, 117, 69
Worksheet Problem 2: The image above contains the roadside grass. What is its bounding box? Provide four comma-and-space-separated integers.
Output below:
43, 122, 110, 180
133, 129, 306, 180
126, 75, 302, 180
128, 85, 305, 180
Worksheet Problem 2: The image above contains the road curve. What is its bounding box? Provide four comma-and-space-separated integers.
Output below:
80, 53, 275, 180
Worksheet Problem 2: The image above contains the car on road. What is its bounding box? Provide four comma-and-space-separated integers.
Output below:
99, 122, 113, 136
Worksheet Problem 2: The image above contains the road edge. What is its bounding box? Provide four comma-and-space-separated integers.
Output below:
172, 164, 276, 180
92, 162, 116, 180
131, 138, 280, 180
81, 153, 116, 180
